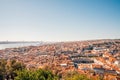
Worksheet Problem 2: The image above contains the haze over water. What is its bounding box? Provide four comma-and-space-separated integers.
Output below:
0, 42, 42, 50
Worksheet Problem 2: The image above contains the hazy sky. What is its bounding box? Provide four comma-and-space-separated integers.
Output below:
0, 0, 120, 41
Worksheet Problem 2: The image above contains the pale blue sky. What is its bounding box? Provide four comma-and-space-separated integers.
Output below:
0, 0, 120, 41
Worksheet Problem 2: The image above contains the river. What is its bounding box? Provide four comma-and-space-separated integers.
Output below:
0, 42, 43, 50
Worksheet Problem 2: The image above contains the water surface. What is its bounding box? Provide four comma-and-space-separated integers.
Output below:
0, 42, 42, 50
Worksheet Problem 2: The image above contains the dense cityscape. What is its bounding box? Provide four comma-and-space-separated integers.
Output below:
0, 0, 120, 79
0, 39, 120, 80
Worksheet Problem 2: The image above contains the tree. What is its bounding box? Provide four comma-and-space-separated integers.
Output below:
0, 59, 25, 80
15, 69, 58, 80
63, 71, 91, 80
5, 60, 25, 80
0, 59, 7, 80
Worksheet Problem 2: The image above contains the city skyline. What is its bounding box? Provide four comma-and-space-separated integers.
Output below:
0, 0, 120, 41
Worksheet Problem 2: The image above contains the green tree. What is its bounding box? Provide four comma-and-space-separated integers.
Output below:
63, 71, 91, 80
5, 60, 25, 79
0, 59, 7, 80
15, 69, 58, 80
15, 69, 34, 80
0, 59, 25, 80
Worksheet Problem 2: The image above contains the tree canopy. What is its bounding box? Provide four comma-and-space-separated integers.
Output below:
15, 69, 58, 80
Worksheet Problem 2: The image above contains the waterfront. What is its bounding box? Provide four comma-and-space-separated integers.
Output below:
0, 42, 42, 50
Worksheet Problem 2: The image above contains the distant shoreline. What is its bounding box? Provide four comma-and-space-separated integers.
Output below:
0, 42, 46, 50
0, 39, 119, 44
0, 41, 41, 44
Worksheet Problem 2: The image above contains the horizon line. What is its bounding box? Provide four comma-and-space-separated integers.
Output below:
0, 38, 119, 42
